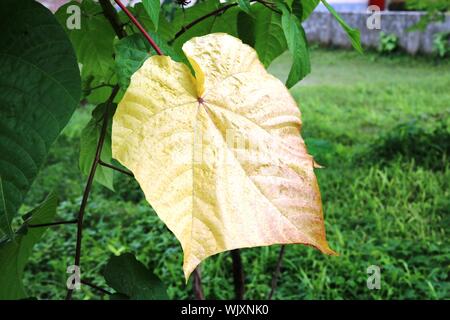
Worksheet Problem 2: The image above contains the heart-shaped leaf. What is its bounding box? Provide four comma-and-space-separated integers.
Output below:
0, 0, 81, 238
112, 33, 336, 279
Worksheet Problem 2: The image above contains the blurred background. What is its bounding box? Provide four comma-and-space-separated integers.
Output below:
29, 0, 449, 299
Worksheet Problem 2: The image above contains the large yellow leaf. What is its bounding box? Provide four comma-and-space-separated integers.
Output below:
112, 33, 336, 279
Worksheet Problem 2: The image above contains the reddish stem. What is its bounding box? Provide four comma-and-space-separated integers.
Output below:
113, 0, 163, 55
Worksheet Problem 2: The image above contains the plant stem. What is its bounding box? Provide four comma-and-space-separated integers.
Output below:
171, 3, 237, 42
84, 83, 115, 94
65, 86, 120, 300
268, 245, 286, 300
99, 0, 127, 39
170, 0, 279, 43
192, 267, 205, 300
81, 279, 112, 296
99, 160, 134, 177
231, 249, 245, 300
28, 219, 78, 228
113, 0, 163, 55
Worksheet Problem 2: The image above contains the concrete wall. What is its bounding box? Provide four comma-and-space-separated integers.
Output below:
303, 11, 450, 55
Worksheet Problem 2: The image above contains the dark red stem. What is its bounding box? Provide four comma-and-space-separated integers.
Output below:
193, 267, 205, 300
113, 0, 163, 55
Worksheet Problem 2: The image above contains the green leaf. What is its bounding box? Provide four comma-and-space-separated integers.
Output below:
0, 193, 58, 299
56, 0, 116, 103
0, 0, 80, 237
237, 11, 256, 47
320, 0, 363, 53
280, 3, 311, 87
288, 0, 320, 21
126, 3, 175, 41
237, 0, 253, 16
103, 253, 168, 300
115, 33, 183, 90
79, 104, 115, 191
142, 0, 161, 31
301, 0, 320, 21
0, 177, 14, 240
172, 0, 239, 54
251, 3, 287, 67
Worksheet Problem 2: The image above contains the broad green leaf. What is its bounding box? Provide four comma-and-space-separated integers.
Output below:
301, 0, 320, 21
79, 104, 115, 191
142, 0, 161, 31
56, 0, 116, 103
0, 0, 80, 237
237, 11, 256, 47
0, 177, 14, 240
321, 0, 363, 53
103, 253, 168, 300
288, 0, 320, 21
171, 0, 239, 54
0, 194, 58, 299
237, 0, 253, 16
115, 34, 183, 90
126, 3, 175, 42
112, 33, 336, 279
252, 3, 287, 67
280, 3, 311, 87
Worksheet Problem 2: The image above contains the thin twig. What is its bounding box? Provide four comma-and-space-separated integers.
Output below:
113, 0, 163, 55
83, 83, 115, 95
170, 0, 280, 43
81, 279, 113, 296
231, 249, 245, 300
171, 3, 238, 42
28, 219, 78, 228
65, 86, 120, 300
268, 245, 286, 299
99, 160, 134, 177
192, 267, 205, 300
257, 0, 280, 14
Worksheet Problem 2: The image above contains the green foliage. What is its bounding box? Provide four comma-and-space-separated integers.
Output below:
433, 32, 450, 58
79, 104, 115, 191
142, 0, 161, 31
288, 0, 320, 21
56, 0, 116, 104
103, 252, 168, 300
0, 194, 57, 299
320, 0, 363, 53
0, 0, 80, 239
115, 33, 182, 90
279, 2, 311, 87
358, 114, 450, 171
246, 3, 287, 67
171, 0, 239, 53
378, 32, 399, 54
407, 0, 449, 31
129, 3, 176, 42
237, 0, 253, 16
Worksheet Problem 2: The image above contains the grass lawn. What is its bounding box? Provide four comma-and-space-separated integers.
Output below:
22, 49, 449, 300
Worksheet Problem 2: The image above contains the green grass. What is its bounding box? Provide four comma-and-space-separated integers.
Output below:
22, 49, 450, 300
